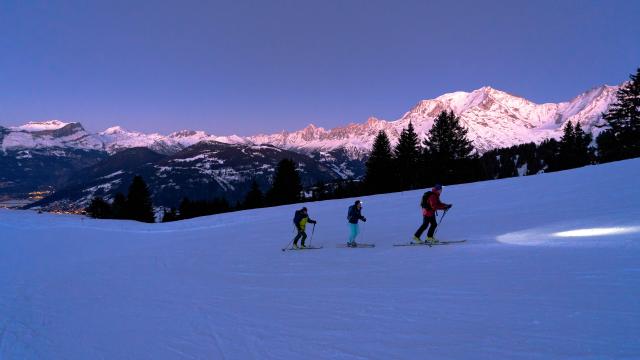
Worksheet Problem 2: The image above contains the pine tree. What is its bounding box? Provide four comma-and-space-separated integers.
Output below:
266, 159, 302, 205
364, 130, 394, 194
596, 129, 619, 163
557, 122, 593, 170
422, 110, 475, 183
537, 138, 560, 172
599, 67, 640, 161
178, 197, 192, 219
243, 179, 264, 209
573, 124, 593, 167
126, 175, 155, 223
111, 192, 128, 219
161, 207, 178, 222
393, 122, 421, 190
556, 122, 576, 170
86, 197, 112, 219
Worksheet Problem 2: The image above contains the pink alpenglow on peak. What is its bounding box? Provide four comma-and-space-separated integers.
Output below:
14, 120, 71, 132
1, 84, 621, 156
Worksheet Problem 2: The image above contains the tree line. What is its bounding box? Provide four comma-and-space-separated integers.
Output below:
160, 158, 305, 222
86, 175, 156, 223
357, 67, 639, 194
86, 158, 307, 223
87, 67, 640, 222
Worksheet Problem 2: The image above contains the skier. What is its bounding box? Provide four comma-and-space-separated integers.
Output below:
292, 207, 317, 249
347, 200, 367, 247
413, 184, 452, 244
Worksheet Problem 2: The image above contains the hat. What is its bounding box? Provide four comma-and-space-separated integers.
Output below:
433, 184, 443, 191
355, 200, 362, 205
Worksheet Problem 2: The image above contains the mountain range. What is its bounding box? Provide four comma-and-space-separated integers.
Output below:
0, 84, 619, 210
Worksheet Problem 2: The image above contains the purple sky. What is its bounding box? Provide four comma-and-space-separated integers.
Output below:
1, 0, 639, 135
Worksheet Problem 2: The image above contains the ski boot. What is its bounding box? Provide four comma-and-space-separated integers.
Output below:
292, 243, 299, 249
300, 243, 307, 248
412, 236, 424, 244
426, 237, 439, 244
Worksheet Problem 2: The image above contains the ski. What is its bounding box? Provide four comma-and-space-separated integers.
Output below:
282, 246, 324, 251
393, 242, 431, 247
435, 240, 467, 244
336, 243, 376, 248
393, 240, 467, 247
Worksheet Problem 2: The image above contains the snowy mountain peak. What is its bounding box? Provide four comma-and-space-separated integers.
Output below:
168, 130, 206, 138
0, 83, 621, 157
101, 126, 128, 135
14, 120, 71, 132
366, 116, 383, 125
297, 124, 327, 141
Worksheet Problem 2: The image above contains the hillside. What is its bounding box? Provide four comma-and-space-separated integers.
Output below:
31, 142, 343, 211
1, 159, 639, 359
0, 83, 619, 208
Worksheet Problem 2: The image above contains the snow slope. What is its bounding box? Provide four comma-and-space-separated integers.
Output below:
1, 159, 639, 359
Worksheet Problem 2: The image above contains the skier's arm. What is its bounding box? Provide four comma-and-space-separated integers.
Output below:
430, 196, 449, 210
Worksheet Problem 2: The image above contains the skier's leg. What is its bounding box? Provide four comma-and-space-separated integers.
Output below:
300, 232, 308, 246
293, 230, 303, 246
348, 224, 358, 244
353, 224, 360, 243
414, 216, 428, 238
348, 224, 354, 243
426, 215, 438, 238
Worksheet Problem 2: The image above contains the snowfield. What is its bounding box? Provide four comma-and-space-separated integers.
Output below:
1, 159, 639, 359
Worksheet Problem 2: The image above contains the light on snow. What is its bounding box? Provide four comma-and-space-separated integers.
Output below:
552, 226, 640, 238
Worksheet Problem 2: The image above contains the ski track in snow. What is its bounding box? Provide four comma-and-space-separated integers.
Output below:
1, 159, 640, 359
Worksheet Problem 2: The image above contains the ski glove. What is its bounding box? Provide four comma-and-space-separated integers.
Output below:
362, 217, 367, 222
446, 204, 453, 209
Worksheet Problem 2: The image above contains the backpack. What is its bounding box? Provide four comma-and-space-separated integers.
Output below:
421, 191, 433, 211
347, 205, 354, 221
293, 210, 305, 225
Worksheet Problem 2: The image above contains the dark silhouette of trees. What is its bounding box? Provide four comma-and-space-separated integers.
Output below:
554, 122, 593, 171
422, 110, 476, 184
126, 175, 155, 223
393, 122, 421, 190
111, 192, 127, 219
86, 175, 155, 223
364, 130, 394, 194
266, 159, 302, 205
86, 197, 112, 219
598, 67, 640, 162
242, 179, 264, 209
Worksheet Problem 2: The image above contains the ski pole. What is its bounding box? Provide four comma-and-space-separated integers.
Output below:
309, 223, 316, 247
434, 209, 449, 237
281, 225, 297, 251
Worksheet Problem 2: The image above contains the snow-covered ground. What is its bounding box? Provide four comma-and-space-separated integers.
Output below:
1, 159, 639, 359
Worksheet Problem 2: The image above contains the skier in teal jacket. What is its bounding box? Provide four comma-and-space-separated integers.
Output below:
347, 200, 366, 247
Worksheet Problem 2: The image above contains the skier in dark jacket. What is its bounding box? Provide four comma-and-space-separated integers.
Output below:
292, 207, 317, 249
413, 184, 452, 244
347, 200, 366, 247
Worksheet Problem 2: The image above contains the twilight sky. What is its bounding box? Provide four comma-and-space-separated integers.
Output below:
1, 0, 639, 135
